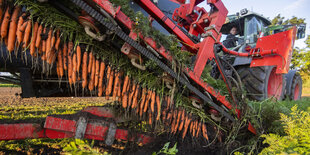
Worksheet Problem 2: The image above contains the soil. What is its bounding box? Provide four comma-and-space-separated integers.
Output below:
0, 87, 115, 106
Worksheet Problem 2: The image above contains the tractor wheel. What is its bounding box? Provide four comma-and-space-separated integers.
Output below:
237, 66, 285, 101
287, 73, 302, 100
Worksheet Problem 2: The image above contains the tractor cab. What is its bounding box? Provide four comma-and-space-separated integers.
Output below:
220, 9, 271, 51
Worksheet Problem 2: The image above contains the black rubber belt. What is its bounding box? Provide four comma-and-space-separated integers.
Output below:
70, 0, 235, 121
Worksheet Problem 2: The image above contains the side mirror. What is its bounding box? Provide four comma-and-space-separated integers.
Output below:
296, 24, 306, 39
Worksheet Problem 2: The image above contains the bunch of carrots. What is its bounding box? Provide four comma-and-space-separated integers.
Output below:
0, 2, 211, 141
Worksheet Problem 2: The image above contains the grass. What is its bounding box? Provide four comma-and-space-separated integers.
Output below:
0, 84, 20, 87
228, 97, 310, 154
302, 87, 310, 96
0, 98, 113, 122
247, 97, 310, 135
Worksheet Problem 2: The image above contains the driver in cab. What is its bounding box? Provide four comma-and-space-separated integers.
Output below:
223, 26, 238, 48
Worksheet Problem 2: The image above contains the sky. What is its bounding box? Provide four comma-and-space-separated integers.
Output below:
200, 0, 310, 48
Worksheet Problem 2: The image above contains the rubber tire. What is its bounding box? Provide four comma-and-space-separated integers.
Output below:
287, 73, 302, 100
237, 66, 285, 101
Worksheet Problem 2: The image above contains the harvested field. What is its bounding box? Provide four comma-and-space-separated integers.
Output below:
0, 87, 118, 154
0, 87, 225, 155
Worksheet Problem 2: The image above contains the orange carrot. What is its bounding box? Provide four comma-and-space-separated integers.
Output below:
147, 111, 152, 125
47, 48, 55, 64
166, 96, 171, 111
202, 123, 209, 140
72, 53, 77, 84
41, 50, 46, 61
196, 121, 201, 138
122, 79, 130, 108
35, 23, 42, 49
30, 21, 39, 56
45, 27, 52, 59
98, 61, 105, 96
143, 90, 152, 113
67, 53, 73, 85
117, 72, 123, 102
189, 120, 193, 136
98, 61, 105, 88
112, 72, 120, 101
166, 112, 172, 125
182, 114, 191, 139
162, 109, 167, 123
131, 84, 139, 109
192, 120, 198, 137
50, 31, 56, 51
88, 52, 93, 73
171, 110, 177, 133
22, 19, 32, 49
41, 27, 46, 54
150, 91, 156, 113
139, 87, 147, 117
58, 46, 63, 78
178, 109, 185, 132
76, 45, 81, 74
63, 43, 67, 70
56, 61, 60, 77
122, 75, 129, 95
55, 30, 61, 51
66, 41, 74, 69
128, 83, 136, 108
122, 92, 128, 108
106, 69, 114, 98
16, 14, 27, 45
7, 6, 20, 52
174, 109, 182, 133
1, 7, 11, 39
89, 56, 96, 91
156, 95, 161, 121
191, 120, 196, 137
94, 59, 100, 87
82, 51, 88, 89
105, 65, 111, 98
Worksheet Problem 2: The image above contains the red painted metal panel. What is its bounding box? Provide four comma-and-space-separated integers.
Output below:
193, 37, 216, 77
93, 0, 133, 30
44, 116, 76, 132
42, 116, 152, 144
115, 10, 133, 29
0, 124, 45, 140
115, 129, 152, 144
136, 0, 196, 49
45, 129, 74, 139
82, 107, 115, 118
84, 123, 109, 140
251, 27, 296, 74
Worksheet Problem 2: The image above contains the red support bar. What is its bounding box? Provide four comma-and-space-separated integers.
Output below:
0, 124, 45, 140
219, 42, 250, 57
192, 0, 227, 78
0, 114, 152, 145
